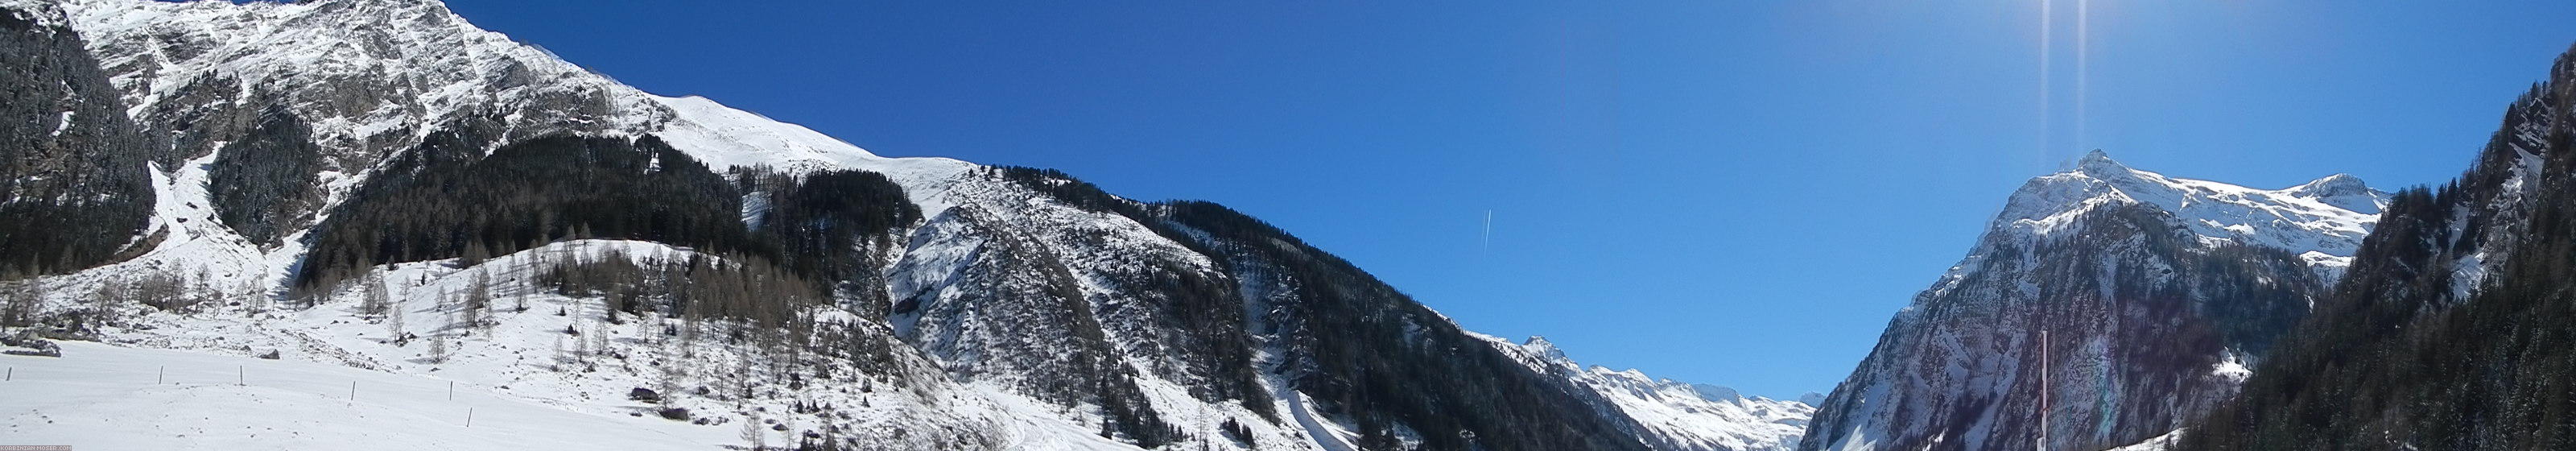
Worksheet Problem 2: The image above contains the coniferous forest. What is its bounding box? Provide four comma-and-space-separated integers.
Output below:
206, 106, 324, 247
295, 130, 757, 292
294, 126, 919, 304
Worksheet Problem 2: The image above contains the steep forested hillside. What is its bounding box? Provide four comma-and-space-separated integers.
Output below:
0, 4, 160, 278
2174, 46, 2576, 451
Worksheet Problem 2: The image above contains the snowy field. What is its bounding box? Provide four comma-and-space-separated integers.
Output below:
2, 239, 1154, 450
0, 341, 739, 450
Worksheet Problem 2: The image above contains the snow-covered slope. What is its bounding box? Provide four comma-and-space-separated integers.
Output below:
1996, 151, 2384, 271
0, 0, 1804, 449
23, 240, 1028, 449
1801, 151, 2384, 451
2104, 430, 2183, 451
56, 0, 975, 205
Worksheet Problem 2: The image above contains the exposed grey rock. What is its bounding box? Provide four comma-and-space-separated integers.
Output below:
1, 329, 60, 357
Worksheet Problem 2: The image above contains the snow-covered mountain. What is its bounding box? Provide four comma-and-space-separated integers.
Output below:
0, 1, 1810, 449
1800, 151, 2386, 451
1996, 151, 2384, 271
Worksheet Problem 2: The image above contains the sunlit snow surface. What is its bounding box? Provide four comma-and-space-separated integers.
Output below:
2, 341, 713, 450
2104, 428, 2186, 451
1999, 150, 2385, 271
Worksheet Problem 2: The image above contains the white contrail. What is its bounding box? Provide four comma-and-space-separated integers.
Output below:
1481, 210, 1492, 251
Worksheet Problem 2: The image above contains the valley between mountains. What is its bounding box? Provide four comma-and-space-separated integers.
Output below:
5, 1, 2576, 451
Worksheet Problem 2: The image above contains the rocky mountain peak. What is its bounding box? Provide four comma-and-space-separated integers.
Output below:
2074, 148, 2132, 178
1521, 335, 1571, 363
1806, 150, 2368, 451
2291, 173, 2368, 196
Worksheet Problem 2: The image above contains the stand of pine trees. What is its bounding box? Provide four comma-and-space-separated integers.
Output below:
741, 167, 919, 318
540, 246, 820, 332
295, 131, 755, 293
294, 127, 918, 305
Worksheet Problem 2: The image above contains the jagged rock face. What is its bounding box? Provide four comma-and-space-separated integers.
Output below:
0, 2, 161, 278
72, 0, 658, 161
1802, 153, 2384, 451
888, 202, 1183, 438
886, 169, 1282, 448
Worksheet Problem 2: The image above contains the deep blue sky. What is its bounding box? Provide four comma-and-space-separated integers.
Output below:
441, 1, 2576, 398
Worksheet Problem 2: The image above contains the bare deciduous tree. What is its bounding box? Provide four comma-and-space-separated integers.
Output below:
359, 271, 391, 317
427, 331, 450, 363
1, 279, 41, 327
741, 415, 767, 450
